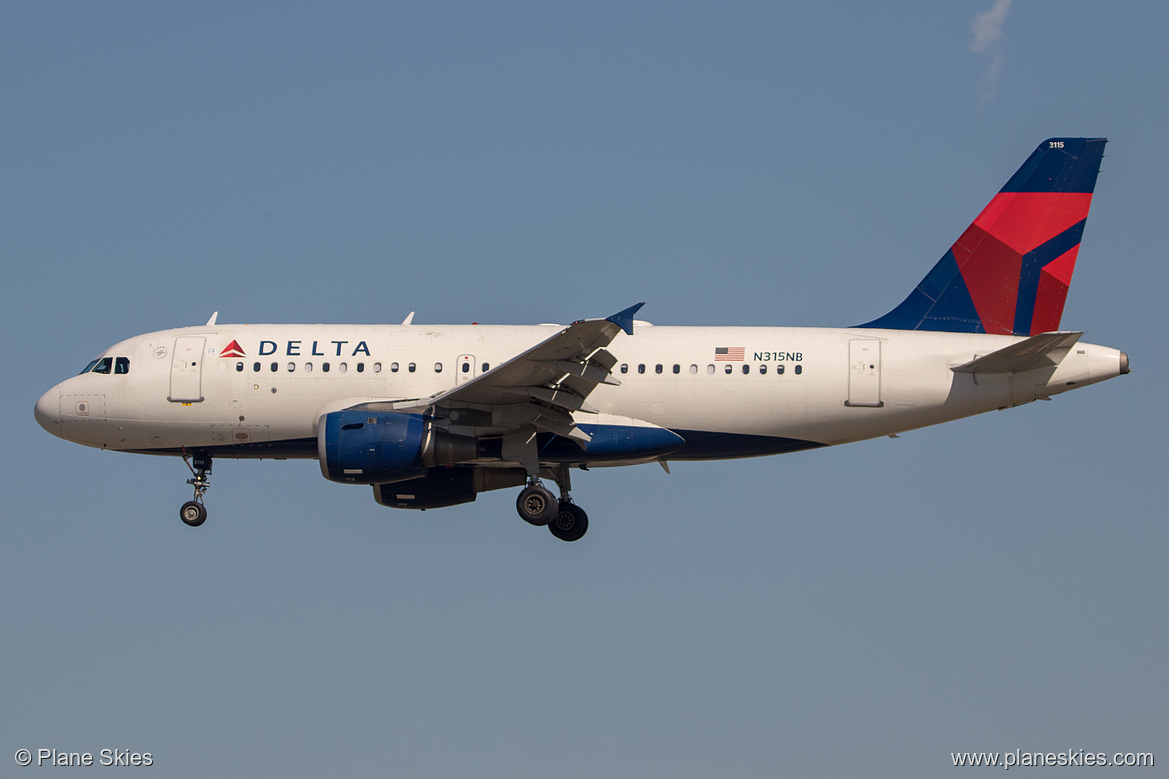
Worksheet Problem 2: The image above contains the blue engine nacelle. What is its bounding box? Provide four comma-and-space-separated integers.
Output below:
318, 410, 478, 484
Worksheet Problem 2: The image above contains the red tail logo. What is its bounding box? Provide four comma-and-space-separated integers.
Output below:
859, 138, 1106, 336
219, 340, 246, 358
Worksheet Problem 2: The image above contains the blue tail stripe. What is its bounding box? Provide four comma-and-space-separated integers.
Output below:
858, 251, 984, 333
1001, 138, 1106, 194
1012, 219, 1086, 335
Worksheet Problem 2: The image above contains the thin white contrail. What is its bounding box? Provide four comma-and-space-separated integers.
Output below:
970, 0, 1013, 54
970, 0, 1013, 110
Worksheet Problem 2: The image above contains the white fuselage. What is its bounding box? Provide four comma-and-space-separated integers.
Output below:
35, 322, 1127, 460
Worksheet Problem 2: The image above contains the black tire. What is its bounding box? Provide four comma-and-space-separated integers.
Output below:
516, 484, 557, 526
180, 501, 207, 527
549, 502, 588, 542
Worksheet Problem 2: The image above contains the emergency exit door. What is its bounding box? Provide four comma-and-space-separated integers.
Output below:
845, 339, 883, 407
169, 336, 206, 402
456, 354, 476, 385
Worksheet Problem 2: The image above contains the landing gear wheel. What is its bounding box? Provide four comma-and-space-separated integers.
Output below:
516, 484, 558, 526
180, 501, 207, 527
549, 501, 588, 542
179, 452, 212, 527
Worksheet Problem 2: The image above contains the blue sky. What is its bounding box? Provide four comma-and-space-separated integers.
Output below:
2, 2, 1164, 776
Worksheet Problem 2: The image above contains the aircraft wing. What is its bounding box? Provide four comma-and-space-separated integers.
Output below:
387, 303, 644, 444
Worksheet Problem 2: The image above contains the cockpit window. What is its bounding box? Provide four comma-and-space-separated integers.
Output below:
81, 356, 127, 375
80, 359, 101, 375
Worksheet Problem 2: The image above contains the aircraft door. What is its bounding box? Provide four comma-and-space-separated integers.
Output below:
457, 354, 476, 385
846, 339, 883, 407
169, 336, 206, 402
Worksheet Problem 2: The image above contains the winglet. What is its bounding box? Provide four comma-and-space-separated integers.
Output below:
401, 311, 415, 325
205, 311, 219, 326
606, 302, 645, 336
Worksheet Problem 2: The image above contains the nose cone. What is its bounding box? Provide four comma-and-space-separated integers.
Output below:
34, 385, 62, 436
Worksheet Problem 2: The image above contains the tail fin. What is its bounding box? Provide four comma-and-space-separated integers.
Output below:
860, 138, 1106, 335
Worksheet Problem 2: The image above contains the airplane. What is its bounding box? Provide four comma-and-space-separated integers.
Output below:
34, 138, 1128, 541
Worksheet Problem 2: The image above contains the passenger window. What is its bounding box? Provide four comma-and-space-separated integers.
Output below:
706, 364, 715, 375
672, 364, 680, 374
253, 362, 261, 372
461, 363, 470, 374
339, 362, 348, 373
759, 364, 767, 375
391, 362, 399, 373
322, 363, 331, 373
655, 364, 663, 374
481, 363, 489, 372
777, 365, 785, 375
724, 364, 732, 375
287, 362, 296, 372
637, 364, 646, 374
116, 357, 131, 374
356, 363, 365, 373
270, 362, 278, 372
620, 364, 628, 374
373, 362, 382, 373
305, 363, 313, 373
408, 362, 416, 373
234, 361, 243, 373
742, 365, 750, 375
92, 357, 112, 374
795, 364, 803, 375
434, 362, 442, 373
689, 364, 697, 375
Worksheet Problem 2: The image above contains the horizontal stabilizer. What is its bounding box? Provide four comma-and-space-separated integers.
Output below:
952, 331, 1083, 374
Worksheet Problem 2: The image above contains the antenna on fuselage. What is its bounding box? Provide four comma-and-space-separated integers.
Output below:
401, 311, 415, 325
205, 311, 219, 326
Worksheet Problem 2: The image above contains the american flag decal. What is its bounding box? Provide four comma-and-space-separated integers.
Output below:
714, 346, 745, 361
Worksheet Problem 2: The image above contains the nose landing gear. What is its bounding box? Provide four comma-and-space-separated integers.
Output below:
179, 452, 211, 527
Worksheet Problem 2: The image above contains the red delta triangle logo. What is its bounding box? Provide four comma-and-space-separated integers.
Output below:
219, 340, 246, 358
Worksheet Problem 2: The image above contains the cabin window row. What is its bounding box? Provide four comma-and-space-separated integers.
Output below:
244, 361, 382, 374
617, 362, 804, 376
238, 361, 494, 375
385, 361, 492, 374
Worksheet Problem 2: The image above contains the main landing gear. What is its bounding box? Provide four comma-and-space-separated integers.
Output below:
515, 466, 589, 542
179, 452, 212, 527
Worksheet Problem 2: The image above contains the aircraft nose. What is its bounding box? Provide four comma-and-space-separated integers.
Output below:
34, 385, 62, 435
